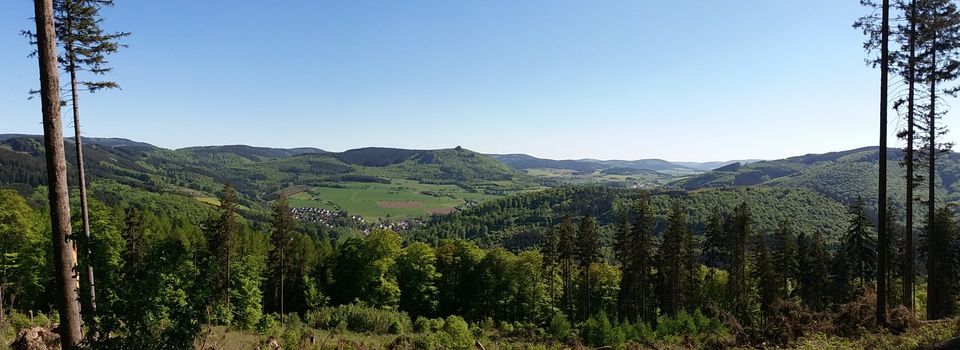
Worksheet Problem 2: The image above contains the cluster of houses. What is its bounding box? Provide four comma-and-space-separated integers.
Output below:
290, 206, 424, 233
289, 207, 365, 227
367, 218, 423, 233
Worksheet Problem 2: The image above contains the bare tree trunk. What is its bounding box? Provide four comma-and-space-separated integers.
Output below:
904, 0, 917, 312
65, 4, 99, 332
876, 0, 890, 326
33, 0, 84, 346
926, 42, 937, 321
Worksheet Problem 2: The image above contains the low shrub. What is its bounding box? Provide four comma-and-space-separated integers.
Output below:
256, 313, 280, 335
8, 312, 33, 331
305, 304, 411, 334
441, 316, 474, 350
621, 321, 655, 344
579, 311, 623, 347
657, 310, 698, 338
547, 313, 571, 341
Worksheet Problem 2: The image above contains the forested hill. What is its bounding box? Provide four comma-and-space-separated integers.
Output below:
670, 147, 960, 213
490, 153, 706, 175
411, 185, 850, 249
0, 134, 525, 202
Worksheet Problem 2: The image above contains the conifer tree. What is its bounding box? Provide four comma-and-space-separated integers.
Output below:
558, 215, 577, 317
773, 220, 799, 299
702, 206, 727, 269
660, 202, 687, 316
577, 215, 600, 319
29, 0, 84, 344
206, 184, 239, 322
624, 198, 655, 323
53, 0, 128, 324
854, 0, 891, 324
843, 197, 878, 286
914, 0, 960, 320
893, 0, 922, 312
615, 212, 635, 320
542, 225, 560, 306
679, 208, 699, 312
883, 199, 904, 308
726, 202, 753, 325
926, 206, 959, 319
268, 196, 294, 324
798, 232, 830, 311
754, 234, 777, 323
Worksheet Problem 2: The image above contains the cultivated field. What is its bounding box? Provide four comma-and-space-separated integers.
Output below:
286, 179, 502, 221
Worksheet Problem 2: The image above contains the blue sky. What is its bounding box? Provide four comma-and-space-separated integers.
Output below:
1, 0, 951, 161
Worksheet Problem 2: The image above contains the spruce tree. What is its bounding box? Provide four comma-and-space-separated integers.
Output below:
542, 225, 560, 307
843, 197, 878, 287
660, 202, 686, 316
798, 232, 830, 311
702, 206, 727, 269
893, 0, 922, 312
616, 212, 635, 320
727, 202, 753, 325
206, 183, 239, 322
577, 215, 600, 319
773, 220, 799, 299
268, 196, 295, 324
629, 198, 656, 323
927, 207, 959, 319
754, 234, 777, 324
29, 0, 84, 344
558, 215, 577, 318
854, 0, 892, 324
54, 0, 129, 326
679, 208, 699, 312
913, 0, 960, 320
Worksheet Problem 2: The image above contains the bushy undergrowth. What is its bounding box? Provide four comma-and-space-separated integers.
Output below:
304, 303, 412, 334
578, 310, 724, 348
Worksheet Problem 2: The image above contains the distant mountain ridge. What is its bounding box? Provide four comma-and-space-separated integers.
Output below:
0, 134, 524, 201
488, 153, 760, 175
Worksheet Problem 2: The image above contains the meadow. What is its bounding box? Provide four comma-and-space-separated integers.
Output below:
286, 179, 503, 221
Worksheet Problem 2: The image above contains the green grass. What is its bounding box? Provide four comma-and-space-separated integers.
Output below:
287, 180, 502, 222
527, 168, 674, 187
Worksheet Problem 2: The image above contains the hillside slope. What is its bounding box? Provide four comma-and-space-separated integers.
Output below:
0, 135, 527, 203
671, 147, 960, 212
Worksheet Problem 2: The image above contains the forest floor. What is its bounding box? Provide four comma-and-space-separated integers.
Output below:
197, 319, 959, 350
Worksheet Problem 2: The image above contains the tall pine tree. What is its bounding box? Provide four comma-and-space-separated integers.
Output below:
577, 215, 600, 319
726, 202, 753, 325
558, 215, 577, 318
267, 195, 295, 324
53, 0, 129, 325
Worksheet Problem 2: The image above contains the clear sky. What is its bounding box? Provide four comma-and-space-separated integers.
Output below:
1, 0, 955, 162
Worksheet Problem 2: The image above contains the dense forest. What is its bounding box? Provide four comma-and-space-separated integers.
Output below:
2, 178, 959, 349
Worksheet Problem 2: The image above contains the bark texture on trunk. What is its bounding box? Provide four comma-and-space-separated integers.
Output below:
926, 44, 937, 322
904, 0, 917, 311
876, 0, 890, 326
33, 0, 84, 346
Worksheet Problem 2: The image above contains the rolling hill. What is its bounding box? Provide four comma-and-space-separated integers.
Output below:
670, 146, 960, 214
0, 135, 529, 216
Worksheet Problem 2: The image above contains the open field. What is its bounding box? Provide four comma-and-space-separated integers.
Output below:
286, 179, 503, 221
526, 168, 681, 187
